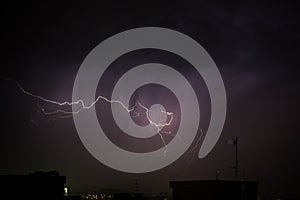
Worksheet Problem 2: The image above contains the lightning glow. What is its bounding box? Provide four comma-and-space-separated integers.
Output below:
1, 77, 174, 151
139, 102, 174, 154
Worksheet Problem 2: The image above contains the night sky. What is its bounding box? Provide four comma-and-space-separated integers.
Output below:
1, 1, 299, 199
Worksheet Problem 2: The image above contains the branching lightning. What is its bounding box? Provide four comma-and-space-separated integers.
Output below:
139, 103, 174, 154
1, 77, 174, 152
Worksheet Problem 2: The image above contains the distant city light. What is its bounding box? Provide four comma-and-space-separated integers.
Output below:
82, 193, 113, 200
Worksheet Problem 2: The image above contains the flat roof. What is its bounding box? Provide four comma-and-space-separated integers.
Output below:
170, 180, 259, 189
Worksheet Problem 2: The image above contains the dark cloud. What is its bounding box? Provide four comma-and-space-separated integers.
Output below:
0, 1, 299, 198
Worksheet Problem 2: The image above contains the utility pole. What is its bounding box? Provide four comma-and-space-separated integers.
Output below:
135, 178, 138, 193
226, 137, 238, 181
235, 137, 238, 181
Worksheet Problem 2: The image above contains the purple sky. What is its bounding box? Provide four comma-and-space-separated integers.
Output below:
0, 1, 299, 198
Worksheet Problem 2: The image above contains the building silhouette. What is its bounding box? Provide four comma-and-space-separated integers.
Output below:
0, 171, 66, 200
170, 180, 259, 200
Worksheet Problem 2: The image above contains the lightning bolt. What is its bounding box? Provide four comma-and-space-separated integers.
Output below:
1, 76, 174, 152
138, 103, 173, 154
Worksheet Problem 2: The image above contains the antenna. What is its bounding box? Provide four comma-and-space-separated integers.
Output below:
135, 178, 138, 193
226, 137, 238, 181
235, 137, 238, 181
